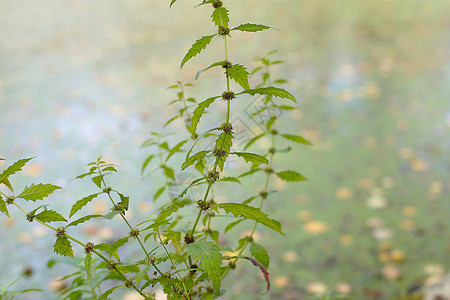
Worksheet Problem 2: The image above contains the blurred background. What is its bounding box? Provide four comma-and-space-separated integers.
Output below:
0, 0, 449, 299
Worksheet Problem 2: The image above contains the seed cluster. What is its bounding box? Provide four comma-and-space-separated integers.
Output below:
184, 233, 195, 244
222, 60, 232, 69
212, 0, 223, 8
220, 122, 233, 133
222, 91, 235, 100
56, 227, 66, 238
207, 170, 220, 182
129, 228, 140, 238
213, 147, 226, 158
85, 242, 95, 253
218, 26, 230, 36
197, 200, 211, 211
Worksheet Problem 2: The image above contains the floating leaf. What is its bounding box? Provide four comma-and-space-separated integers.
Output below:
187, 241, 222, 293
181, 34, 217, 69
230, 152, 268, 167
231, 23, 273, 32
211, 7, 229, 27
218, 203, 284, 235
54, 237, 74, 258
35, 210, 67, 223
228, 64, 250, 90
18, 184, 61, 202
276, 170, 307, 182
250, 242, 270, 268
280, 134, 313, 145
0, 157, 34, 182
69, 193, 100, 218
237, 86, 297, 103
191, 96, 220, 134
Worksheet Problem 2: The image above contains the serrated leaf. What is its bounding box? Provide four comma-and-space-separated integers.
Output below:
211, 7, 229, 27
182, 151, 209, 170
238, 86, 297, 103
187, 241, 222, 293
195, 61, 225, 80
66, 214, 102, 227
181, 34, 217, 69
112, 236, 130, 251
85, 253, 93, 280
250, 242, 270, 268
35, 210, 67, 223
191, 96, 220, 134
54, 237, 74, 258
0, 157, 34, 182
18, 184, 61, 201
94, 243, 120, 261
99, 285, 123, 300
135, 266, 149, 286
116, 191, 129, 211
231, 23, 273, 32
280, 134, 313, 145
0, 197, 9, 217
214, 132, 234, 171
230, 152, 268, 167
218, 203, 284, 235
228, 64, 250, 90
69, 193, 100, 218
276, 170, 307, 182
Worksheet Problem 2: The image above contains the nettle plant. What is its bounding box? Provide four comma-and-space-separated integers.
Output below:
0, 1, 311, 299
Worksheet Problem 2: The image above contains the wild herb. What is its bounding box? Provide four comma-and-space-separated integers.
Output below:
0, 1, 311, 299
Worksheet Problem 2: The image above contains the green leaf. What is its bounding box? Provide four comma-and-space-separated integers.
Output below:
211, 7, 229, 27
231, 23, 273, 32
195, 61, 225, 80
154, 185, 166, 201
181, 34, 217, 69
228, 64, 250, 90
276, 170, 307, 182
230, 152, 268, 167
54, 237, 74, 258
280, 134, 313, 145
0, 177, 14, 193
135, 266, 149, 286
244, 133, 266, 150
0, 197, 9, 217
214, 132, 234, 171
166, 140, 188, 161
69, 193, 100, 218
182, 151, 209, 170
218, 203, 285, 235
191, 96, 220, 134
94, 243, 120, 261
187, 241, 222, 293
224, 219, 244, 233
237, 86, 297, 103
169, 0, 177, 7
99, 285, 123, 300
250, 242, 270, 268
66, 214, 102, 227
91, 175, 103, 188
116, 191, 129, 211
161, 164, 175, 180
85, 253, 93, 280
112, 236, 130, 251
0, 157, 34, 182
35, 210, 67, 223
17, 184, 61, 201
219, 177, 241, 184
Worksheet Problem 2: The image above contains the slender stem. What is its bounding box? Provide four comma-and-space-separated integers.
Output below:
98, 166, 163, 276
12, 201, 149, 299
157, 230, 190, 299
